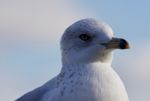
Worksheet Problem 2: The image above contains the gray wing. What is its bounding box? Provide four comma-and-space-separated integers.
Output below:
16, 77, 57, 101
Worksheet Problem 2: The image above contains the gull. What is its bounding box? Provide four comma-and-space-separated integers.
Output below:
16, 18, 130, 101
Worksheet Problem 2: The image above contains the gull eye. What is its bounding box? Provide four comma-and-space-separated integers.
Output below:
79, 34, 91, 41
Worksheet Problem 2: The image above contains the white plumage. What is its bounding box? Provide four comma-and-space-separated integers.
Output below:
16, 18, 130, 101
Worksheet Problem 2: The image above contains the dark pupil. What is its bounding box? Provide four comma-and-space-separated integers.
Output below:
79, 34, 91, 41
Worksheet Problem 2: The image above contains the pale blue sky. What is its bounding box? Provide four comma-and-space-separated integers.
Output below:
0, 0, 150, 101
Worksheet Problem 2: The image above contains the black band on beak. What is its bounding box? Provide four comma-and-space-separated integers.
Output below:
102, 37, 130, 49
119, 39, 130, 49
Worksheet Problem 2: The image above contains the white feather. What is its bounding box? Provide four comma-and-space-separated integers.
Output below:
16, 18, 129, 101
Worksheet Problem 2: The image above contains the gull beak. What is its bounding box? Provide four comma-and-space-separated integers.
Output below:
102, 37, 130, 49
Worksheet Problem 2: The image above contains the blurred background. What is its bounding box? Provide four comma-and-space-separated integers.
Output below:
0, 0, 150, 101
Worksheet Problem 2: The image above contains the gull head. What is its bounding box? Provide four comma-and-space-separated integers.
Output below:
61, 18, 129, 65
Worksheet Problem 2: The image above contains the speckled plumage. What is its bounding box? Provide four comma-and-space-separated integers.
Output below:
16, 18, 129, 101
